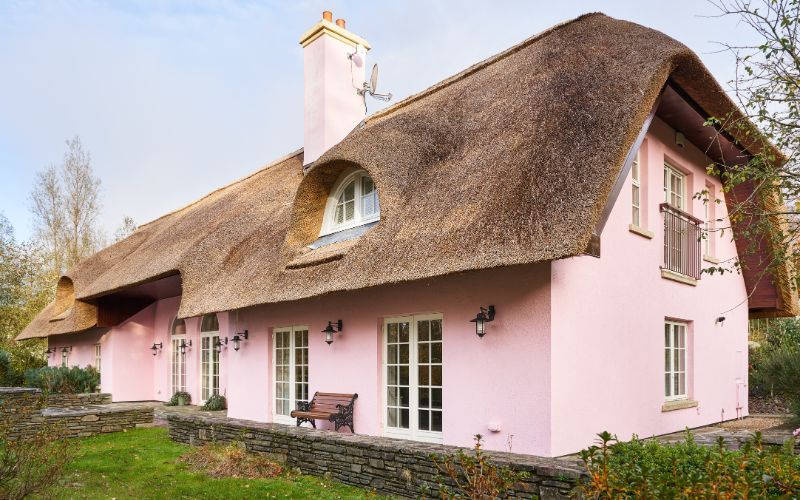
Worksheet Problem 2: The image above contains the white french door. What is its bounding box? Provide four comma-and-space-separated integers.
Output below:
383, 314, 443, 443
273, 326, 309, 425
200, 333, 220, 402
171, 337, 186, 394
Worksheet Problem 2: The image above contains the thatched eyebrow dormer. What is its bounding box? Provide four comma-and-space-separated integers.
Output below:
284, 161, 381, 269
17, 12, 798, 339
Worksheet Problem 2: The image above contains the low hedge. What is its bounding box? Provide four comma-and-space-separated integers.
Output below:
23, 365, 100, 394
577, 431, 800, 497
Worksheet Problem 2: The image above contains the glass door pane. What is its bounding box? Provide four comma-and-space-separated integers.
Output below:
294, 329, 309, 403
274, 330, 291, 416
417, 318, 443, 432
386, 320, 410, 429
201, 336, 211, 401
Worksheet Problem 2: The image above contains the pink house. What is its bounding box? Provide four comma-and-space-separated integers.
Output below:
17, 12, 796, 457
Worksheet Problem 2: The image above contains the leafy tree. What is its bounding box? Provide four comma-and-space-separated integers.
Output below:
0, 214, 51, 374
706, 1, 800, 284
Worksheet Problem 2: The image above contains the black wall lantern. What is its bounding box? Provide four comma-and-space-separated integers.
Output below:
231, 330, 249, 351
45, 347, 56, 356
470, 305, 496, 338
214, 337, 228, 353
150, 342, 163, 356
179, 339, 192, 355
322, 320, 343, 345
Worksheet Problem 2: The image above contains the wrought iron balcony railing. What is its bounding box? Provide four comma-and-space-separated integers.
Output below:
661, 203, 702, 280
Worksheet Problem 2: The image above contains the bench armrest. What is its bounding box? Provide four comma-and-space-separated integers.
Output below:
295, 400, 312, 412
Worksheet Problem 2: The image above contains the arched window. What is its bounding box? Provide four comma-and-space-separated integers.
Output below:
321, 170, 380, 235
200, 314, 219, 332
171, 318, 186, 336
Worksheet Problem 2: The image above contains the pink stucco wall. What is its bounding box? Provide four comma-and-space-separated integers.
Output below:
549, 117, 749, 456
228, 264, 552, 455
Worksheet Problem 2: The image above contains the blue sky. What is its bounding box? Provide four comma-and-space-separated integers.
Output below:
0, 1, 753, 242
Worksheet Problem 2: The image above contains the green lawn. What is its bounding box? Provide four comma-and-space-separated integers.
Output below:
42, 427, 382, 499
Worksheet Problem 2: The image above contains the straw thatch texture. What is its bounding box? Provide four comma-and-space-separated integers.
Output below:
16, 13, 796, 339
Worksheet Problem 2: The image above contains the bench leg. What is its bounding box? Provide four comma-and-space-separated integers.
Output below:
295, 417, 316, 429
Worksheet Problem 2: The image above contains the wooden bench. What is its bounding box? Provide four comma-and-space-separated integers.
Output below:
290, 392, 358, 433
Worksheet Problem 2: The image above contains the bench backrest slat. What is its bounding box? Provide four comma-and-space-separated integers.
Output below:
308, 392, 357, 412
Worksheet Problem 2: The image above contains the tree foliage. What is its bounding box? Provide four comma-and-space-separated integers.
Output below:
0, 214, 51, 373
113, 215, 137, 243
707, 0, 800, 285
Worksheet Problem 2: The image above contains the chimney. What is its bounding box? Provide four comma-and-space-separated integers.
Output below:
300, 12, 371, 165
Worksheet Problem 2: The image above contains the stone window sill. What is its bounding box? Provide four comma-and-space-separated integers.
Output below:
629, 224, 654, 239
703, 255, 720, 264
662, 399, 698, 412
661, 268, 697, 286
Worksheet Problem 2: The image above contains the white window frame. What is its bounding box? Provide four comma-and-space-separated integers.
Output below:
631, 150, 641, 226
94, 344, 101, 371
171, 318, 186, 395
199, 315, 220, 403
664, 321, 688, 401
382, 313, 443, 444
663, 163, 686, 210
61, 348, 69, 367
320, 169, 380, 236
272, 326, 309, 426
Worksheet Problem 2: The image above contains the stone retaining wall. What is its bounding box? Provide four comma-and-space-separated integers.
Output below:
46, 392, 112, 408
0, 387, 153, 440
168, 413, 584, 498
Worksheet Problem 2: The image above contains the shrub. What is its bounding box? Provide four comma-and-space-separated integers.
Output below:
23, 365, 100, 394
0, 395, 70, 499
432, 434, 528, 498
178, 441, 283, 479
0, 350, 21, 387
165, 391, 192, 406
201, 394, 226, 411
576, 431, 800, 498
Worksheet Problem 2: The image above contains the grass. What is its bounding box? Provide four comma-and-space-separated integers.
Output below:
41, 427, 383, 499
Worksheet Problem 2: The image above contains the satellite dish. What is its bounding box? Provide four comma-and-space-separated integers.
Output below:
370, 64, 379, 93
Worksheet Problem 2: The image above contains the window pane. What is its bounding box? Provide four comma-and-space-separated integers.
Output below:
431, 342, 442, 364
400, 409, 409, 428
344, 200, 355, 221
432, 411, 442, 432
431, 365, 442, 386
399, 323, 410, 342
665, 373, 671, 397
431, 320, 442, 341
399, 344, 409, 364
419, 410, 429, 431
387, 323, 397, 343
200, 314, 219, 332
399, 387, 409, 406
431, 388, 442, 409
418, 320, 430, 341
388, 366, 398, 385
399, 366, 409, 385
419, 366, 429, 386
418, 343, 429, 363
387, 408, 397, 427
419, 388, 430, 408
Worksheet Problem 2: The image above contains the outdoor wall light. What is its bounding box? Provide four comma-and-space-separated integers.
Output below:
45, 347, 56, 356
214, 337, 228, 353
150, 342, 163, 356
231, 330, 249, 351
715, 316, 726, 326
179, 339, 192, 355
61, 346, 72, 353
470, 306, 496, 338
322, 320, 343, 345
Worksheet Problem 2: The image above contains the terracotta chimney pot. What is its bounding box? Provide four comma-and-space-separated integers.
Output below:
336, 19, 346, 28
322, 11, 333, 22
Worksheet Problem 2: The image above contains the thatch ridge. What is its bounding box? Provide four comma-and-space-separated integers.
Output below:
17, 12, 796, 339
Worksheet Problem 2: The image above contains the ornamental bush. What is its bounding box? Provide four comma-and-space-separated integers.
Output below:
165, 391, 192, 407
201, 394, 226, 411
576, 431, 800, 498
23, 366, 100, 394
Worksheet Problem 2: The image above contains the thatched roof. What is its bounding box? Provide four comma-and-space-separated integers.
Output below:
17, 12, 797, 340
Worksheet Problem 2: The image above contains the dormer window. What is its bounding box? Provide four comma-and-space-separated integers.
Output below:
321, 169, 380, 236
